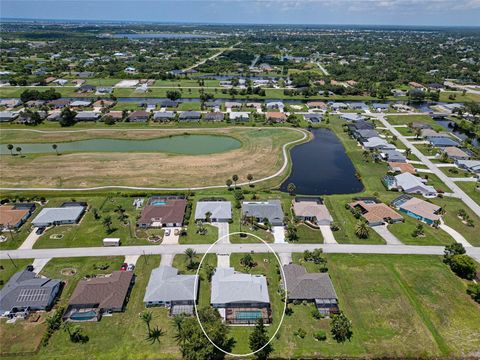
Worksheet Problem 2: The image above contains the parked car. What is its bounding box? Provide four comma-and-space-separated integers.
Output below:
120, 263, 128, 271
26, 264, 34, 272
165, 229, 171, 236
127, 264, 135, 271
35, 227, 45, 235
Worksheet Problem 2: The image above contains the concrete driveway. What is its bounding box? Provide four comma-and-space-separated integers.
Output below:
32, 258, 51, 273
124, 255, 140, 266
162, 227, 180, 245
319, 225, 337, 244
372, 225, 403, 245
212, 222, 230, 244
160, 254, 174, 266
19, 228, 41, 250
439, 221, 472, 247
278, 252, 292, 265
217, 253, 230, 268
272, 226, 286, 243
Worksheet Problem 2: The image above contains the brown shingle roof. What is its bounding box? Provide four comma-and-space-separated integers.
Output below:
0, 205, 29, 227
349, 201, 403, 224
138, 199, 187, 226
68, 271, 133, 310
388, 162, 417, 174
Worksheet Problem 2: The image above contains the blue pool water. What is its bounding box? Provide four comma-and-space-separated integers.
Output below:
236, 310, 262, 320
151, 201, 167, 206
70, 310, 97, 321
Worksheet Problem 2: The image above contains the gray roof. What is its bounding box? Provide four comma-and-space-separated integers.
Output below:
194, 201, 232, 220
0, 111, 18, 121
153, 111, 175, 120
32, 206, 85, 226
395, 173, 436, 194
143, 266, 198, 303
179, 111, 201, 120
211, 267, 270, 305
242, 200, 284, 224
282, 264, 337, 301
75, 111, 100, 120
355, 129, 379, 139
0, 270, 61, 313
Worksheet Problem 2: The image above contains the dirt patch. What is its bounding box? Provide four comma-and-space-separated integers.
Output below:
60, 268, 77, 276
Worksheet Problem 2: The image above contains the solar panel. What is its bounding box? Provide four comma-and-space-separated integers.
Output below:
16, 288, 47, 303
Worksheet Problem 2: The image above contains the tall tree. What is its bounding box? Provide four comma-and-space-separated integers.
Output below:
287, 183, 296, 195
354, 221, 369, 239
7, 144, 13, 156
226, 179, 233, 189
52, 144, 58, 155
232, 174, 239, 188
247, 173, 254, 186
331, 312, 353, 343
141, 311, 153, 334
146, 326, 165, 344
15, 146, 22, 156
102, 215, 113, 232
249, 318, 273, 360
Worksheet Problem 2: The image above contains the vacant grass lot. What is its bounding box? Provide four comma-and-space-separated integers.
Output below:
456, 181, 480, 206
282, 254, 480, 358
1, 127, 306, 188
386, 114, 437, 126
387, 216, 455, 246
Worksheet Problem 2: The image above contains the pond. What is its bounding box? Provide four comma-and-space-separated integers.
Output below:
280, 128, 363, 195
0, 134, 241, 155
434, 118, 479, 147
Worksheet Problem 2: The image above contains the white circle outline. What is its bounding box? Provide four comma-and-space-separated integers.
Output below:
193, 231, 288, 357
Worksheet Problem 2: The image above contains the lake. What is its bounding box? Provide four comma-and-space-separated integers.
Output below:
280, 128, 363, 195
0, 135, 241, 155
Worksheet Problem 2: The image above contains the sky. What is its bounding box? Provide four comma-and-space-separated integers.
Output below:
1, 0, 480, 27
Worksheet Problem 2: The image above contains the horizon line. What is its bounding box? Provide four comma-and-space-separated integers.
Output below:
2, 17, 480, 29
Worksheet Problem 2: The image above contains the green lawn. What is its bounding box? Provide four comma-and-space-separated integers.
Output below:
0, 258, 33, 288
387, 217, 455, 246
33, 255, 185, 360
282, 253, 480, 358
324, 195, 386, 245
294, 224, 324, 243
386, 115, 438, 127
456, 181, 480, 206
172, 253, 217, 307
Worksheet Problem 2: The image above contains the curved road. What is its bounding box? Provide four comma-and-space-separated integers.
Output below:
0, 127, 309, 191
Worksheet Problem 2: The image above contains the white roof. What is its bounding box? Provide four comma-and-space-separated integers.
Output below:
395, 173, 436, 194
362, 137, 394, 149
144, 266, 198, 303
32, 206, 85, 226
194, 201, 232, 220
211, 267, 270, 305
230, 112, 250, 119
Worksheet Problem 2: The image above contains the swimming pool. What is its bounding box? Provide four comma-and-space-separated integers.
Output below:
235, 310, 263, 321
150, 201, 167, 206
70, 310, 98, 321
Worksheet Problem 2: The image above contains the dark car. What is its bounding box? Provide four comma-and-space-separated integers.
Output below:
26, 264, 34, 272
35, 227, 45, 235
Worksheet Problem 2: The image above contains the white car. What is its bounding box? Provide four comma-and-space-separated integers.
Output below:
127, 264, 135, 271
165, 229, 171, 236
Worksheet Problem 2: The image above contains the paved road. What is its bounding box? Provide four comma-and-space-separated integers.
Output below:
315, 62, 330, 76
0, 127, 308, 192
3, 243, 480, 262
183, 42, 241, 71
374, 114, 480, 216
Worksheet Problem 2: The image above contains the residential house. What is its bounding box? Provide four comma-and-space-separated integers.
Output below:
329, 102, 348, 111
421, 129, 450, 138
0, 203, 35, 230
351, 129, 379, 142
144, 266, 199, 315
443, 147, 470, 160
0, 269, 61, 316
0, 99, 21, 108
159, 100, 178, 108
306, 101, 327, 110
391, 195, 441, 225
304, 114, 323, 123
371, 103, 389, 111
128, 110, 150, 122
428, 137, 460, 148
281, 264, 338, 315
225, 101, 242, 109
194, 201, 232, 222
383, 173, 437, 197
32, 203, 87, 227
64, 271, 134, 321
92, 100, 115, 110
95, 87, 113, 95
347, 120, 374, 131
70, 100, 92, 108
340, 113, 365, 122
103, 111, 123, 122
0, 111, 18, 122
455, 159, 480, 174
204, 112, 224, 121
124, 66, 137, 74
77, 84, 96, 93
137, 196, 187, 228
179, 111, 201, 121
292, 197, 332, 226
25, 100, 46, 108
48, 99, 70, 109
362, 137, 395, 150
229, 112, 250, 121
153, 111, 175, 121
75, 111, 100, 121
388, 162, 417, 174
348, 198, 403, 226
211, 267, 270, 324
266, 101, 284, 110
410, 122, 431, 130
380, 149, 407, 163
242, 200, 284, 226
266, 112, 287, 123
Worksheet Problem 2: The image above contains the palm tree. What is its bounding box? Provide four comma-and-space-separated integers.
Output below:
205, 211, 212, 223
287, 182, 296, 195
16, 146, 22, 156
102, 215, 112, 232
145, 326, 164, 344
354, 221, 369, 239
52, 144, 58, 155
405, 148, 412, 158
184, 248, 196, 267
226, 179, 233, 189
247, 173, 253, 186
232, 174, 239, 188
7, 144, 14, 156
141, 311, 153, 334
362, 150, 370, 162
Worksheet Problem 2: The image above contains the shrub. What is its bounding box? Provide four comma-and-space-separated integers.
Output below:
294, 328, 306, 339
311, 308, 322, 319
313, 330, 327, 341
467, 283, 480, 303
449, 254, 476, 279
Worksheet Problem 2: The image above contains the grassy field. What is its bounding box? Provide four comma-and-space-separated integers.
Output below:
0, 258, 33, 288
386, 114, 438, 126
387, 216, 455, 246
1, 127, 306, 189
295, 223, 324, 243
456, 181, 480, 206
282, 253, 480, 358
